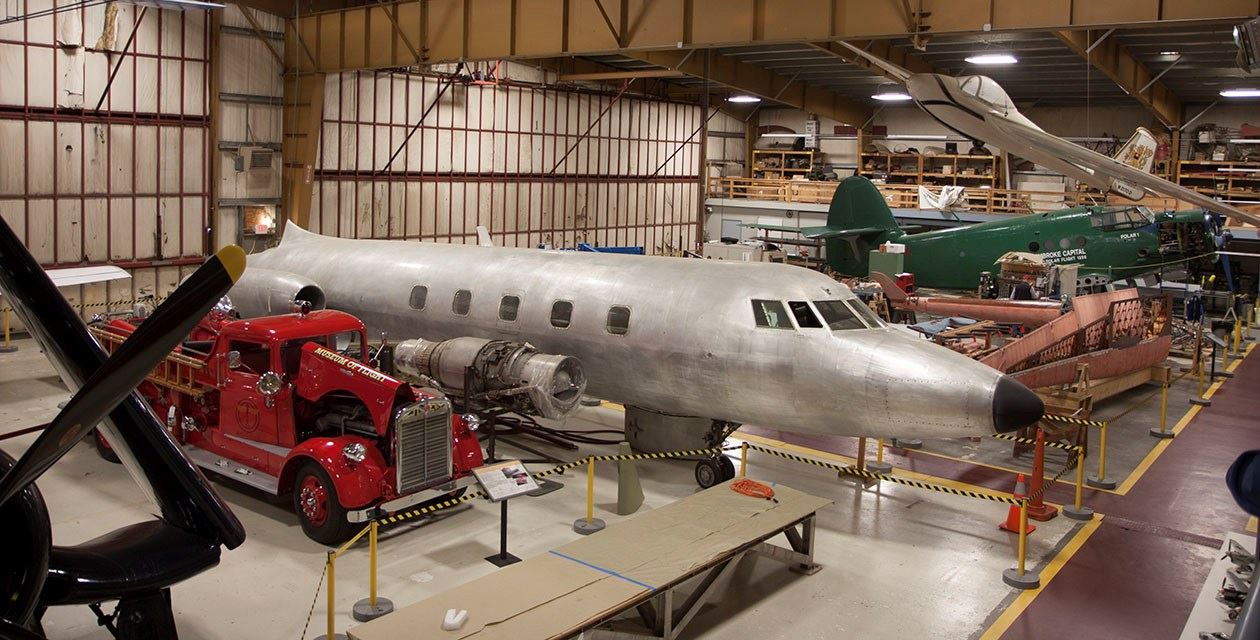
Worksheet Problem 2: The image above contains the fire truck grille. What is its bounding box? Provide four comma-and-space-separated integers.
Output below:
395, 399, 452, 494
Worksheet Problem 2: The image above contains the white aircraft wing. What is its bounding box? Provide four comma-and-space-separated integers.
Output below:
986, 116, 1260, 227
45, 265, 131, 288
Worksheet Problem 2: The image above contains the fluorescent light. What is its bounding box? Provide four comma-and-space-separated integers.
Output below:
872, 90, 913, 101
130, 0, 226, 8
727, 95, 761, 103
886, 134, 948, 140
1159, 50, 1180, 56
1229, 139, 1260, 144
965, 53, 1018, 65
1220, 88, 1260, 98
1218, 167, 1260, 172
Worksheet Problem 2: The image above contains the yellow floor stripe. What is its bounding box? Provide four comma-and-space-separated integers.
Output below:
978, 515, 1105, 640
1248, 517, 1257, 534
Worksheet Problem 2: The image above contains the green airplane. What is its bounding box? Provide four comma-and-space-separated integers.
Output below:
747, 176, 1224, 290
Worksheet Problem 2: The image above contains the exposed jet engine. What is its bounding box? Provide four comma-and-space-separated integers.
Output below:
386, 337, 587, 420
228, 267, 326, 318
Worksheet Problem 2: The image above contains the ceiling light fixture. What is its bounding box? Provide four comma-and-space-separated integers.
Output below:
871, 90, 912, 101
964, 53, 1018, 65
1220, 88, 1260, 98
886, 134, 948, 140
1159, 50, 1180, 56
727, 95, 761, 103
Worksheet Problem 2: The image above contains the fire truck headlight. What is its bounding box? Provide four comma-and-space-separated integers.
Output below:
462, 413, 481, 432
342, 442, 367, 464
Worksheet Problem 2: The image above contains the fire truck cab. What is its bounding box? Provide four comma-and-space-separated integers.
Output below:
94, 309, 484, 544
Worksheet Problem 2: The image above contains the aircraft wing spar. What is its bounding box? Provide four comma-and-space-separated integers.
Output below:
986, 116, 1260, 227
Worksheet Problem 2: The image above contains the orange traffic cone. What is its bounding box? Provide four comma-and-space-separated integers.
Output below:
999, 473, 1036, 534
1027, 429, 1059, 521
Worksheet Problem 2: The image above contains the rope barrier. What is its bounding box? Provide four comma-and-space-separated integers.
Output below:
990, 432, 1083, 453
1041, 414, 1106, 428
1, 295, 164, 314
742, 442, 1024, 506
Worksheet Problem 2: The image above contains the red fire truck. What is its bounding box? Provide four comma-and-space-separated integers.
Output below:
92, 308, 484, 544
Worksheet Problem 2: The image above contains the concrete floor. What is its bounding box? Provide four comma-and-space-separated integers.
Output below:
1, 336, 1081, 640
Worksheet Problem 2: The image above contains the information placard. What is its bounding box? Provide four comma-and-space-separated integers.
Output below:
472, 460, 539, 502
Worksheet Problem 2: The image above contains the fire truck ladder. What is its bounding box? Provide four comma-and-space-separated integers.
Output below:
89, 326, 209, 398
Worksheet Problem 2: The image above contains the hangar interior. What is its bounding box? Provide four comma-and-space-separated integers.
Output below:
1, 1, 1260, 639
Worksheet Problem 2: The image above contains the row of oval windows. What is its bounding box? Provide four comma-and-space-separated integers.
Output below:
407, 285, 631, 335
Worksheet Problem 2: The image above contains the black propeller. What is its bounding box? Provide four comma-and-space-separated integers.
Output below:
0, 244, 246, 508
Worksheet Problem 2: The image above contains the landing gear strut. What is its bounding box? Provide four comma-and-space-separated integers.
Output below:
693, 420, 739, 489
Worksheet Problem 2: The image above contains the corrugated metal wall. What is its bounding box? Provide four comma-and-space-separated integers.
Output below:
0, 0, 209, 313
308, 63, 705, 254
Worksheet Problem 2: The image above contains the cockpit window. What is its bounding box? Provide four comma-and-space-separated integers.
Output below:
1090, 207, 1151, 230
959, 75, 1015, 114
752, 300, 792, 329
788, 301, 823, 328
812, 300, 866, 331
847, 298, 885, 328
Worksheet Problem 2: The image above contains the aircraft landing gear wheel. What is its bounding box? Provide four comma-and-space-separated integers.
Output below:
293, 462, 355, 545
694, 456, 736, 489
94, 429, 120, 464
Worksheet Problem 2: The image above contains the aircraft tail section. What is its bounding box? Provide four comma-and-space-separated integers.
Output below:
1108, 128, 1158, 201
821, 176, 905, 276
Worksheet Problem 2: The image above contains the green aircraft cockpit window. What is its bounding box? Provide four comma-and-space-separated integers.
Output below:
811, 300, 867, 331
752, 300, 793, 329
1091, 207, 1152, 230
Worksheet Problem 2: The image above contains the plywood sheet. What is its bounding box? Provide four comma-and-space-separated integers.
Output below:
350, 481, 829, 640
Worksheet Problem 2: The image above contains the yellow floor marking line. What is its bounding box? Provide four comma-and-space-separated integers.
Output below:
978, 515, 1105, 640
1115, 343, 1253, 495
1248, 517, 1257, 534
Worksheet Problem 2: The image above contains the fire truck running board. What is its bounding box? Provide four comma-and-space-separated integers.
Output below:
183, 446, 281, 495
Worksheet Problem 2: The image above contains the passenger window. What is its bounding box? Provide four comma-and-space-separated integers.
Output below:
551, 300, 573, 328
606, 306, 631, 335
452, 289, 472, 316
752, 300, 792, 329
788, 301, 823, 328
409, 285, 428, 310
1028, 241, 1040, 252
499, 295, 520, 322
812, 300, 865, 330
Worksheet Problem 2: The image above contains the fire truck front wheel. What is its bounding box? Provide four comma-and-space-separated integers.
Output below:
293, 462, 356, 545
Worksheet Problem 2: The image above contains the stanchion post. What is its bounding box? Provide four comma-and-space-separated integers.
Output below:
740, 442, 748, 478
353, 521, 394, 622
1087, 422, 1116, 489
1191, 332, 1211, 406
313, 551, 347, 640
1003, 500, 1039, 589
1063, 446, 1094, 521
1151, 382, 1174, 438
868, 438, 892, 474
572, 456, 605, 535
0, 307, 16, 354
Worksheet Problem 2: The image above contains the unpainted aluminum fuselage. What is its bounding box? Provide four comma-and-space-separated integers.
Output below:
245, 224, 1038, 439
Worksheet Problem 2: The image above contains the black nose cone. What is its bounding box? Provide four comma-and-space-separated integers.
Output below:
992, 375, 1044, 433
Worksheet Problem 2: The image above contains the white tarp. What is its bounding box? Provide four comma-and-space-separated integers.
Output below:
917, 184, 968, 210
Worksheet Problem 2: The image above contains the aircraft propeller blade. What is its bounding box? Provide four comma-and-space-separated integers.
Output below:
0, 245, 246, 508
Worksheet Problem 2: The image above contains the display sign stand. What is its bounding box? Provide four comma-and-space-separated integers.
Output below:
472, 460, 539, 568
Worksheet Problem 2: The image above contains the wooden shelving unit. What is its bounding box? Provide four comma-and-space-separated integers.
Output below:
859, 152, 1000, 188
1177, 159, 1260, 204
752, 149, 814, 179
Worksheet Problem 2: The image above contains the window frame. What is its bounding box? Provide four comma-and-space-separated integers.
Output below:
498, 294, 521, 322
452, 289, 472, 316
751, 299, 795, 330
787, 300, 824, 329
605, 305, 632, 336
550, 299, 575, 329
408, 285, 428, 311
811, 299, 867, 331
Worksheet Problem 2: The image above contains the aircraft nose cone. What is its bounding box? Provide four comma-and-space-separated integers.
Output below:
992, 375, 1044, 433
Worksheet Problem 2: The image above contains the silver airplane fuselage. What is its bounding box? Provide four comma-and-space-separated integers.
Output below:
243, 224, 1040, 440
